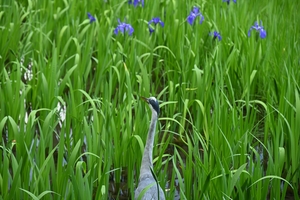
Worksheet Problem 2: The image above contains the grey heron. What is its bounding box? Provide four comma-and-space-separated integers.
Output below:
135, 97, 165, 200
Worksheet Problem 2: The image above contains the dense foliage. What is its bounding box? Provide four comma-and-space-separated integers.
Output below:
1, 0, 299, 199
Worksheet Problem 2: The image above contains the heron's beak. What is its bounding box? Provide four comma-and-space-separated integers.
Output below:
140, 96, 149, 103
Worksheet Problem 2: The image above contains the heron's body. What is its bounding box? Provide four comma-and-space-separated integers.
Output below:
135, 97, 165, 200
134, 175, 165, 200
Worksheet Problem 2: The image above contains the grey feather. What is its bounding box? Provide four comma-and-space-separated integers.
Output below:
135, 97, 165, 200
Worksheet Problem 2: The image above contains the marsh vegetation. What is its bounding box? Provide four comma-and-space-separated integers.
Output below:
0, 0, 299, 199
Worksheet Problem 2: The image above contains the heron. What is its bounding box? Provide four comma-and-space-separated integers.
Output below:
134, 97, 165, 200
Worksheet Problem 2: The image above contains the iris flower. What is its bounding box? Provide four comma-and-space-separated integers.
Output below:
223, 0, 237, 4
114, 19, 134, 36
187, 6, 204, 25
128, 0, 144, 7
148, 17, 164, 34
87, 13, 96, 23
248, 21, 267, 39
210, 31, 222, 41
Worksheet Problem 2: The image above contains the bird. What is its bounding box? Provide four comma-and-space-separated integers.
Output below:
134, 97, 165, 200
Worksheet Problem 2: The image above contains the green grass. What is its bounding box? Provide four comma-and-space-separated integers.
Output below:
1, 0, 300, 199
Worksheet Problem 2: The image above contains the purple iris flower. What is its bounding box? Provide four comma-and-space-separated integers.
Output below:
114, 19, 134, 36
128, 0, 144, 7
87, 13, 96, 23
148, 17, 164, 34
210, 31, 222, 41
248, 21, 267, 39
223, 0, 236, 4
187, 6, 204, 25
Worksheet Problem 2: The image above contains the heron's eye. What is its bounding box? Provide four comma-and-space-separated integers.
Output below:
149, 100, 155, 105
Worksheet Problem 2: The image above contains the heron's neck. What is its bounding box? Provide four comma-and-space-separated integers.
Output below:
139, 111, 157, 178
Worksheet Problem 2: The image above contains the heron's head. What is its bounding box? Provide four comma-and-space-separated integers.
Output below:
141, 96, 160, 115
